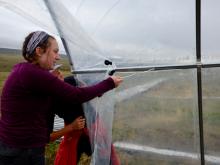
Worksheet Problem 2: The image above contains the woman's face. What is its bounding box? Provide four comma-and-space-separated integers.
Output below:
38, 38, 60, 70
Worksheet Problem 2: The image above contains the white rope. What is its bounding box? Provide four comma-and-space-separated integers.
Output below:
121, 68, 155, 80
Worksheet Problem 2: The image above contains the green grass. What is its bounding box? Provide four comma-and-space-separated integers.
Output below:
0, 54, 25, 72
45, 142, 60, 165
0, 53, 71, 72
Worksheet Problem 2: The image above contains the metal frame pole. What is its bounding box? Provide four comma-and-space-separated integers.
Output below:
196, 0, 205, 164
43, 0, 74, 69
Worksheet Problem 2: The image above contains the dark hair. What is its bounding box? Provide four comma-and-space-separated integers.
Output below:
22, 32, 55, 62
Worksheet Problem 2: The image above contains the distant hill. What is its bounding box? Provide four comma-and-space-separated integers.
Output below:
0, 47, 67, 57
0, 48, 70, 72
0, 48, 22, 55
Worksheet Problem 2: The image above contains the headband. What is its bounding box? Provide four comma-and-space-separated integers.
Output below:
26, 31, 49, 55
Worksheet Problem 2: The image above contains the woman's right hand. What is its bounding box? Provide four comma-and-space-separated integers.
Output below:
110, 76, 123, 87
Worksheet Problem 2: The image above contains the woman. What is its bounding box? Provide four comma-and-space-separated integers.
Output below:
0, 31, 122, 165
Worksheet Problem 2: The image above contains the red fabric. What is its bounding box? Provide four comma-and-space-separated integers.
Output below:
110, 144, 120, 165
54, 125, 120, 165
88, 120, 120, 165
54, 130, 83, 165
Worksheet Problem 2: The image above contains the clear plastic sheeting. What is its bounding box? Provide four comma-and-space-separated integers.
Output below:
112, 69, 201, 164
89, 91, 114, 165
78, 73, 115, 165
202, 68, 220, 164
0, 0, 66, 51
45, 0, 109, 70
202, 0, 220, 64
0, 0, 57, 34
67, 0, 196, 68
0, 0, 196, 70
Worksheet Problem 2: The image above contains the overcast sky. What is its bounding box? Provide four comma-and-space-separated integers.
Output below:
0, 0, 220, 65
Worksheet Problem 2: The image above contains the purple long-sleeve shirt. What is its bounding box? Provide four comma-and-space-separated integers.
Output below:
0, 62, 115, 148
